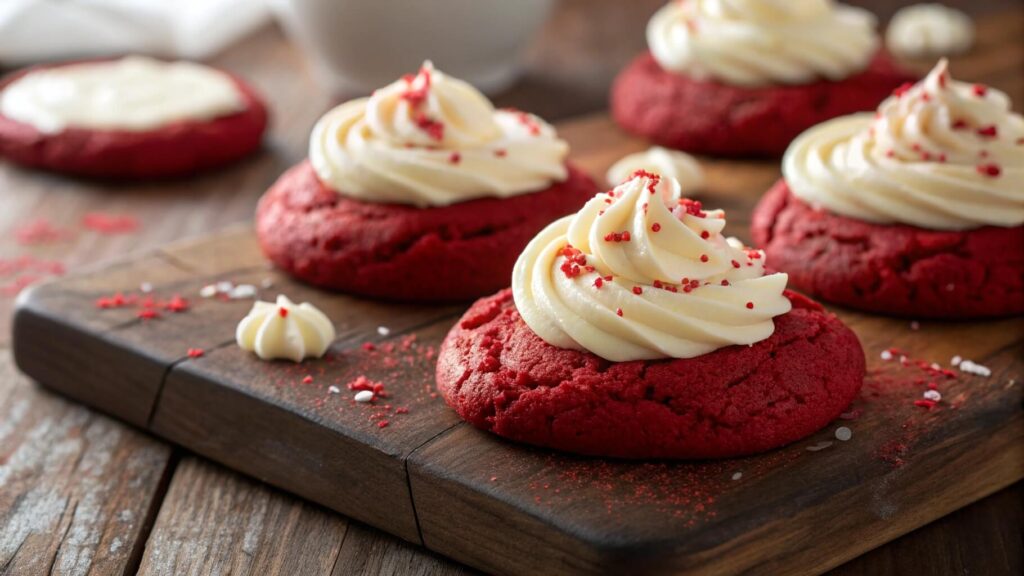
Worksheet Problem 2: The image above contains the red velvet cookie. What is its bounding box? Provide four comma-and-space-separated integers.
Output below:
0, 61, 268, 179
752, 180, 1024, 319
437, 288, 865, 459
610, 51, 915, 157
257, 161, 597, 302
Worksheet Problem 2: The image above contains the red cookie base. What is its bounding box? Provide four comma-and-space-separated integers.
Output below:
0, 60, 268, 179
256, 161, 597, 303
437, 288, 865, 460
752, 180, 1024, 319
610, 51, 916, 157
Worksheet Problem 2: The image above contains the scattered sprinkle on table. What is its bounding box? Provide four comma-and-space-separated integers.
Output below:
354, 390, 374, 403
731, 472, 743, 481
923, 390, 942, 402
835, 427, 852, 442
958, 360, 991, 377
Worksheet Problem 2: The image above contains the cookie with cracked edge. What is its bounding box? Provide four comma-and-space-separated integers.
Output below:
0, 60, 268, 179
610, 51, 915, 157
256, 161, 597, 302
436, 288, 865, 459
752, 180, 1024, 319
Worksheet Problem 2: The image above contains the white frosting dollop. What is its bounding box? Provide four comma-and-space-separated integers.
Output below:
887, 4, 974, 58
784, 60, 1024, 230
309, 61, 569, 207
236, 295, 336, 362
0, 56, 245, 134
606, 146, 704, 193
512, 171, 792, 362
647, 0, 879, 87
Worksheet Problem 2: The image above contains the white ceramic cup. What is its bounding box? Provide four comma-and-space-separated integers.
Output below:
271, 0, 556, 96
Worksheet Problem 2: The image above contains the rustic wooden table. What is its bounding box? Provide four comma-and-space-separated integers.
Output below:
0, 1, 1021, 574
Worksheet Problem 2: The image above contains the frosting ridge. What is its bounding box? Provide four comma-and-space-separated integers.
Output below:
512, 171, 791, 362
784, 59, 1024, 230
647, 0, 879, 87
310, 62, 569, 207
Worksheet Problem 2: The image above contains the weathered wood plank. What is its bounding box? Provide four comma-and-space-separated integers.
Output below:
0, 350, 172, 575
137, 457, 347, 576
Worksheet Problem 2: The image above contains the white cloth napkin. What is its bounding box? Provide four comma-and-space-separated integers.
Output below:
0, 0, 272, 66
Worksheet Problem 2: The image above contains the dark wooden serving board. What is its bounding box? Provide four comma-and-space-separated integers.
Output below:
11, 37, 1024, 574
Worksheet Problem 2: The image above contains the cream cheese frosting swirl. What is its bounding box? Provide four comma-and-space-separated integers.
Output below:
784, 60, 1024, 230
647, 0, 879, 87
310, 62, 569, 207
236, 295, 336, 362
512, 171, 791, 362
0, 56, 245, 134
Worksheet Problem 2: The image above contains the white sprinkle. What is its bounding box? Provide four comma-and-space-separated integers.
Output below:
923, 390, 942, 402
958, 360, 991, 377
951, 355, 962, 366
835, 427, 853, 441
731, 472, 743, 481
228, 284, 257, 299
199, 284, 218, 298
328, 385, 340, 394
140, 282, 153, 293
899, 355, 908, 365
945, 283, 955, 291
910, 321, 920, 331
377, 326, 391, 336
880, 350, 893, 361
261, 278, 274, 289
354, 390, 374, 403
806, 441, 833, 452
930, 363, 941, 371
216, 280, 234, 293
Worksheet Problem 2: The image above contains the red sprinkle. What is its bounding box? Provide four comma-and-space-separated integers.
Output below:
976, 163, 1001, 177
137, 309, 160, 320
187, 348, 204, 358
632, 286, 643, 295
165, 294, 189, 313
972, 84, 987, 97
362, 342, 376, 351
699, 254, 709, 263
892, 82, 913, 98
700, 231, 710, 239
377, 420, 390, 428
745, 302, 754, 309
302, 375, 314, 384
279, 307, 289, 318
616, 308, 623, 317
448, 152, 461, 164
651, 223, 662, 232
494, 149, 507, 158
720, 279, 729, 286
593, 277, 604, 289
976, 125, 998, 138
731, 260, 740, 268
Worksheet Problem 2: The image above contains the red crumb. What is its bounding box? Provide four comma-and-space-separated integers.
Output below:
82, 213, 138, 234
14, 219, 70, 245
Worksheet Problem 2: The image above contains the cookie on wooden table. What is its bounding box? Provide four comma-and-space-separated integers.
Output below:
752, 61, 1024, 319
610, 0, 916, 156
257, 62, 597, 302
437, 171, 865, 459
0, 56, 268, 179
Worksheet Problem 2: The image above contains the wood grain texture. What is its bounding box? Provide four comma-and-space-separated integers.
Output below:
0, 350, 172, 575
137, 457, 347, 576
